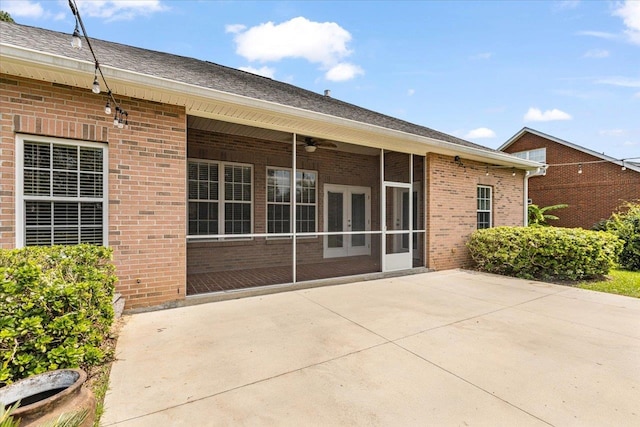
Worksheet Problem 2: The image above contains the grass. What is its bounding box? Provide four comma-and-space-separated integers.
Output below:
577, 269, 640, 298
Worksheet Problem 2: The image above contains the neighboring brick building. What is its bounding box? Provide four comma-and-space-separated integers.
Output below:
1, 22, 540, 310
500, 127, 640, 229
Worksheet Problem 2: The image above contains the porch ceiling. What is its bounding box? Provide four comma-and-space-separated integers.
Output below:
1, 44, 541, 169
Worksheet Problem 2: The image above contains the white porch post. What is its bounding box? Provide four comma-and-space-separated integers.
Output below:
380, 149, 386, 272
292, 133, 297, 284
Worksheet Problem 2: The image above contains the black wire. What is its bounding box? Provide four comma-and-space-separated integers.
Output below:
68, 0, 125, 118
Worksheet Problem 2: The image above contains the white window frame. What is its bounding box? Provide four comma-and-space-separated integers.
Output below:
15, 134, 109, 247
512, 148, 546, 164
187, 159, 253, 240
477, 185, 492, 229
266, 167, 317, 238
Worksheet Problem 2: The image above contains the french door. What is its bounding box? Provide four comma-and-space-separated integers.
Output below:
323, 184, 371, 258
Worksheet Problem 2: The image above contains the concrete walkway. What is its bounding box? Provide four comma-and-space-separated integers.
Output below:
102, 270, 640, 426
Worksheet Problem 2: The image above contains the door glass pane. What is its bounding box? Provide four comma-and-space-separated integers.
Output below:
402, 191, 410, 248
351, 193, 365, 247
327, 191, 343, 248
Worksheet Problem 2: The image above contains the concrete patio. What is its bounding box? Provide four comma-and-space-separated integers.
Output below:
102, 270, 640, 426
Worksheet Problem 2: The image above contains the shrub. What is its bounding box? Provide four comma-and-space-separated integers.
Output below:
467, 226, 622, 281
602, 201, 640, 271
0, 245, 116, 386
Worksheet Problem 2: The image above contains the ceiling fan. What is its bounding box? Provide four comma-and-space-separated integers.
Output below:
297, 136, 338, 153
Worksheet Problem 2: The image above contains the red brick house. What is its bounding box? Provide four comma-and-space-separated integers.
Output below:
1, 22, 540, 310
500, 127, 640, 229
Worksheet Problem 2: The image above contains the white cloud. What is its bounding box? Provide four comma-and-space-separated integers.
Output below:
2, 0, 45, 18
470, 52, 493, 60
75, 0, 168, 21
635, 92, 640, 98
229, 16, 363, 81
556, 0, 581, 10
523, 107, 572, 122
407, 89, 415, 96
623, 140, 638, 146
583, 49, 609, 58
238, 66, 276, 79
599, 129, 625, 137
576, 30, 618, 40
614, 0, 640, 45
596, 77, 640, 88
325, 63, 364, 82
225, 24, 246, 34
464, 128, 496, 139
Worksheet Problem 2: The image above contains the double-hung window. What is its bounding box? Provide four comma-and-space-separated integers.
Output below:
16, 135, 108, 246
188, 160, 252, 237
477, 185, 492, 229
267, 168, 316, 235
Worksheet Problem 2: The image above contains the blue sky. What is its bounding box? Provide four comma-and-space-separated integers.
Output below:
3, 0, 639, 160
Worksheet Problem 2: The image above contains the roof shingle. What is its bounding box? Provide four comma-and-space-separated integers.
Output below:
1, 21, 494, 152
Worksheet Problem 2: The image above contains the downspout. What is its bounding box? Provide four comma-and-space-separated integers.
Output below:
524, 166, 547, 226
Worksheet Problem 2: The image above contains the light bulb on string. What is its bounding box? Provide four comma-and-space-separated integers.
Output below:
71, 22, 82, 49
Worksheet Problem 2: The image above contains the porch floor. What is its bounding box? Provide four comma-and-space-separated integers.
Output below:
187, 257, 380, 295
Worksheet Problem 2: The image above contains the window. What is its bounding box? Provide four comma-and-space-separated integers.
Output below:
512, 148, 546, 163
188, 160, 252, 237
17, 135, 107, 246
267, 168, 316, 235
477, 185, 492, 229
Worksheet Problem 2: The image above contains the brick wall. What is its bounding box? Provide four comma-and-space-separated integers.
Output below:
426, 153, 524, 270
0, 74, 187, 309
504, 132, 640, 228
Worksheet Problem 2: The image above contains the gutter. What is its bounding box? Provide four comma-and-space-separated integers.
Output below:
1, 43, 541, 170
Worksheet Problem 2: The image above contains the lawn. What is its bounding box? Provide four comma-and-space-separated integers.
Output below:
578, 269, 640, 298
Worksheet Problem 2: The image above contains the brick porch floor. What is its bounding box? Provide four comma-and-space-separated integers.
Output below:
187, 256, 380, 295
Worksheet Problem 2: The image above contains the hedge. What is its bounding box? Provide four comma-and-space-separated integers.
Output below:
0, 245, 116, 385
467, 226, 622, 281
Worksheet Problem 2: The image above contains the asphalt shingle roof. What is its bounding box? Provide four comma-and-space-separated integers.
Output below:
1, 21, 494, 152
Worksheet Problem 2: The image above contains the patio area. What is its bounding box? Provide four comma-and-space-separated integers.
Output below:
103, 270, 640, 426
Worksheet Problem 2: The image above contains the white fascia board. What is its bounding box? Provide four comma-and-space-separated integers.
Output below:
2, 43, 540, 170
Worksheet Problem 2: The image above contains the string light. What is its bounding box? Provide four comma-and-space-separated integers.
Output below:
104, 92, 111, 115
91, 63, 100, 94
68, 0, 129, 128
71, 20, 82, 49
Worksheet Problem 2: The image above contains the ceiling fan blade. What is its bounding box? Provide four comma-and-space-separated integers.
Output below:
317, 140, 337, 148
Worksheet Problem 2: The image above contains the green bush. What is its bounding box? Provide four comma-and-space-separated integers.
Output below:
467, 226, 622, 281
602, 201, 640, 271
0, 245, 116, 386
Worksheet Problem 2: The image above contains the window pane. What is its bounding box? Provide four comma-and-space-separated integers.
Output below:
53, 145, 78, 171
80, 202, 102, 225
54, 227, 79, 245
80, 147, 102, 172
53, 171, 78, 196
54, 202, 79, 226
24, 143, 50, 168
80, 173, 103, 197
26, 228, 52, 246
25, 201, 51, 226
80, 227, 102, 244
24, 169, 50, 196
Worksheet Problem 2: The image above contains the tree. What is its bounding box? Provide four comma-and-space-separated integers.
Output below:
527, 203, 568, 226
0, 11, 14, 23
